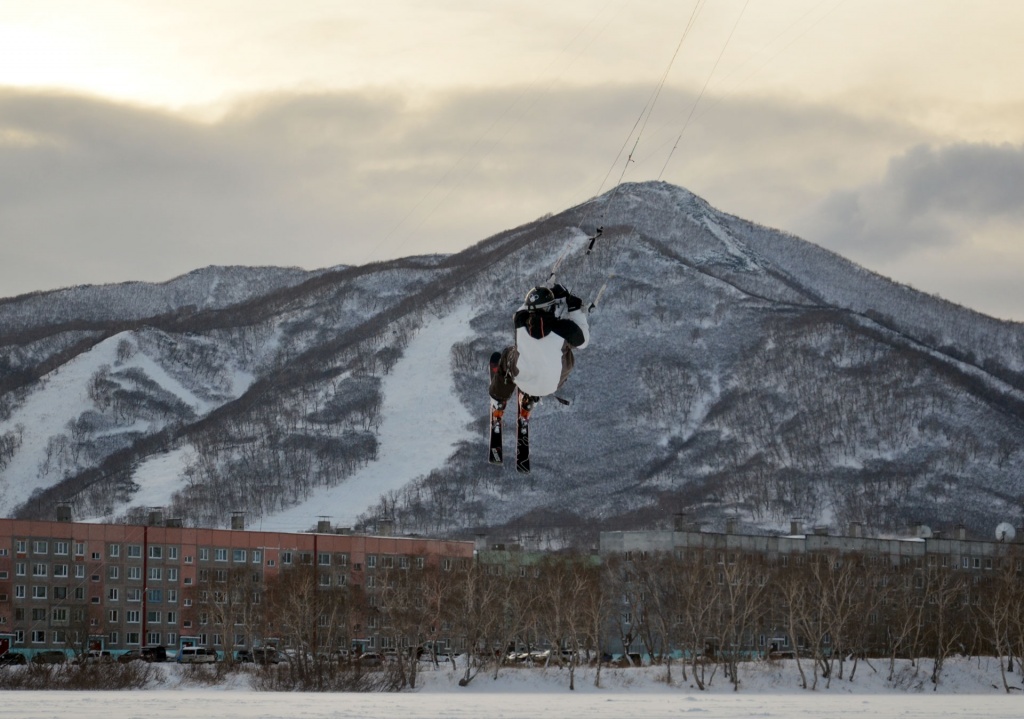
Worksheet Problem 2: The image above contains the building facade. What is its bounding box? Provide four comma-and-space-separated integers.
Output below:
0, 515, 474, 659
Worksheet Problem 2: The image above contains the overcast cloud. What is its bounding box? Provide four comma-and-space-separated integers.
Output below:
798, 142, 1024, 261
2, 89, 1023, 321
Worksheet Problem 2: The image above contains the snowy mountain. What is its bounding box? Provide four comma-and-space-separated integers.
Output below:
3, 182, 1024, 545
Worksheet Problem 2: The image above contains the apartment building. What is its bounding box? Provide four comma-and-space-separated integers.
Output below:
0, 514, 474, 659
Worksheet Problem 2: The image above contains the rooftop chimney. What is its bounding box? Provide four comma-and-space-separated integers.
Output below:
849, 522, 863, 538
147, 508, 164, 527
56, 503, 72, 523
230, 511, 245, 531
790, 519, 804, 536
725, 517, 738, 534
378, 517, 394, 537
316, 517, 332, 533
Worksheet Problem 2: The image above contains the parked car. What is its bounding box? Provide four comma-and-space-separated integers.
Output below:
141, 646, 168, 662
75, 650, 114, 664
237, 647, 280, 664
118, 649, 143, 663
0, 651, 27, 665
119, 646, 168, 663
354, 652, 383, 667
176, 646, 218, 664
32, 650, 67, 664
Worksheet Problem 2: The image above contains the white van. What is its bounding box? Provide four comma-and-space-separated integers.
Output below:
176, 646, 218, 664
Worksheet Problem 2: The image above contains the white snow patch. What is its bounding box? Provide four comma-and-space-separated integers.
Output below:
262, 305, 477, 530
1, 658, 1023, 717
0, 335, 123, 513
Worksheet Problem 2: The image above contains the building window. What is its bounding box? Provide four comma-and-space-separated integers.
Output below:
108, 566, 120, 580
75, 565, 85, 579
167, 590, 178, 603
32, 541, 48, 554
233, 549, 246, 562
107, 588, 119, 601
127, 545, 142, 559
75, 542, 85, 556
126, 632, 140, 645
213, 548, 227, 562
367, 555, 377, 569
252, 550, 262, 563
32, 585, 48, 599
281, 552, 292, 564
149, 546, 163, 559
167, 611, 177, 625
147, 611, 161, 624
126, 610, 140, 624
148, 589, 163, 603
318, 553, 330, 566
149, 567, 162, 581
127, 589, 142, 602
32, 563, 47, 577
53, 586, 68, 600
167, 568, 178, 582
31, 630, 46, 643
199, 548, 209, 561
53, 541, 69, 555
127, 566, 141, 581
109, 632, 119, 646
109, 544, 121, 558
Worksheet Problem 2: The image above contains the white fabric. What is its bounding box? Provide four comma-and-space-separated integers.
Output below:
513, 307, 589, 397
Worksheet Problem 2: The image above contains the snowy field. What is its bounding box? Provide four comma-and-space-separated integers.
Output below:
5, 691, 1022, 719
3, 659, 1024, 718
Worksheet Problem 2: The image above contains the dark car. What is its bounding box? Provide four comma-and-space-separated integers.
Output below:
118, 649, 143, 663
142, 646, 168, 662
0, 652, 27, 665
120, 646, 167, 663
238, 647, 280, 664
32, 650, 67, 664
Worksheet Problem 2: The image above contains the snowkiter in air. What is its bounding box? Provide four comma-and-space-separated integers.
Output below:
488, 283, 589, 472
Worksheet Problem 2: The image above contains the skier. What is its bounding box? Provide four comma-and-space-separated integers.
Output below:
490, 283, 590, 409
488, 284, 589, 471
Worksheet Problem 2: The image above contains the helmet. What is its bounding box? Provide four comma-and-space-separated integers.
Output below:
524, 286, 556, 310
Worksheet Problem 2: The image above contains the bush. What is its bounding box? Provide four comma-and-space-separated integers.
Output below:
249, 659, 403, 692
0, 661, 158, 690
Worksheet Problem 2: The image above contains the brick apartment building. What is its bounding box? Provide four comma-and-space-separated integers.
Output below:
0, 512, 474, 659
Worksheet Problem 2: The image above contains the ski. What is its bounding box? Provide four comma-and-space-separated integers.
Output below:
488, 353, 504, 465
516, 390, 533, 473
489, 399, 504, 465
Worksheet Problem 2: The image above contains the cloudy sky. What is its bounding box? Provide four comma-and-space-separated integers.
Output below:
2, 1, 1023, 320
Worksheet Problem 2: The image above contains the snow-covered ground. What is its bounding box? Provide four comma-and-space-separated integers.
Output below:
2, 659, 1023, 718
260, 305, 477, 530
